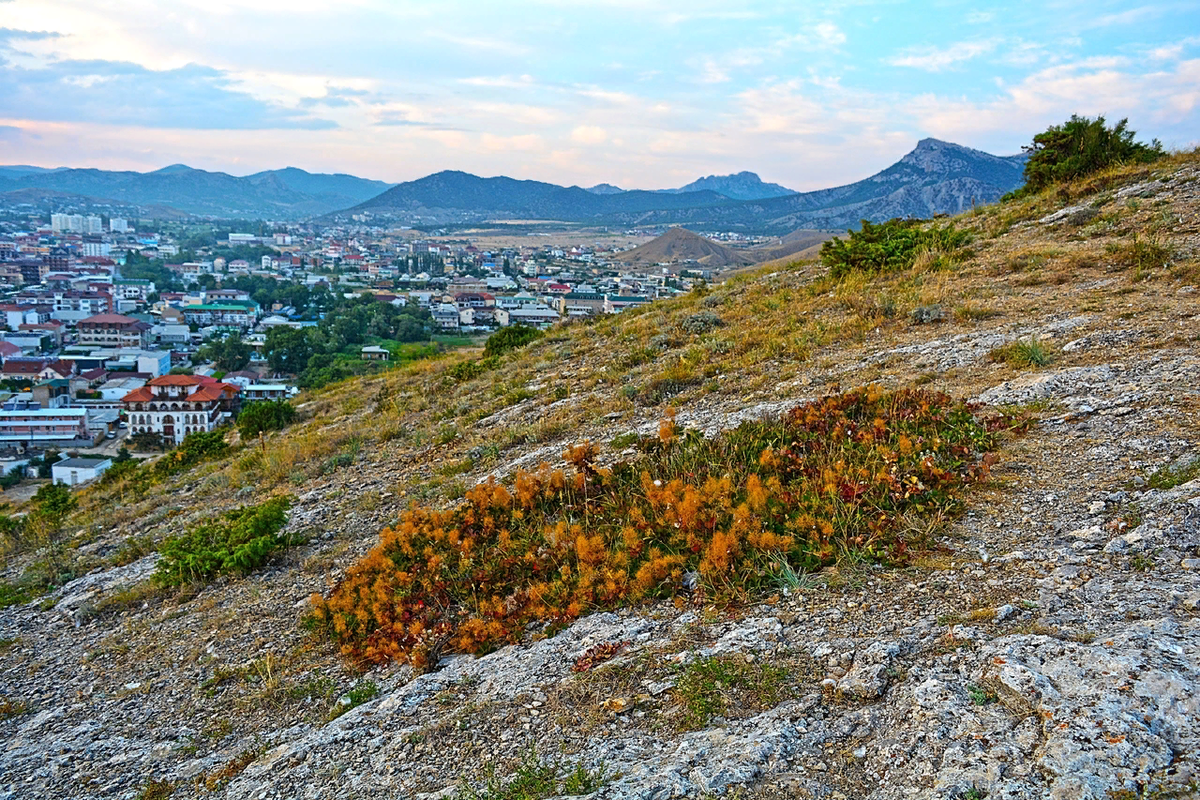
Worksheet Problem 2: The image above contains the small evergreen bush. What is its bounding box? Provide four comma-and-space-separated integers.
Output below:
821, 219, 970, 279
1007, 114, 1164, 199
153, 430, 229, 477
483, 325, 543, 358
237, 400, 297, 439
156, 497, 294, 585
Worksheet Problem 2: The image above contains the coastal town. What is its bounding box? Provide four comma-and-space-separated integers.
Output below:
0, 211, 731, 489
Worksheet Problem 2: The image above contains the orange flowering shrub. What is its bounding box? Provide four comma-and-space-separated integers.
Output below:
311, 386, 1015, 666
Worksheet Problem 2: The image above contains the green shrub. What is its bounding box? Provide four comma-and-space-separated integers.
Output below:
156, 497, 295, 585
1007, 115, 1164, 199
483, 325, 543, 358
0, 581, 36, 610
153, 430, 229, 477
237, 400, 297, 439
446, 356, 500, 384
821, 219, 970, 279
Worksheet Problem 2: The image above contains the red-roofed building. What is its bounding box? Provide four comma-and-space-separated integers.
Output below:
77, 313, 151, 348
121, 375, 240, 445
0, 359, 47, 381
0, 341, 23, 361
39, 359, 77, 381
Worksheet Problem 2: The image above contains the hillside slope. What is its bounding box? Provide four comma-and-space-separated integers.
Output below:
616, 226, 756, 268
1, 153, 1199, 800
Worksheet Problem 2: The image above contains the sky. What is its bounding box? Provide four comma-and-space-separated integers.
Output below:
0, 0, 1197, 191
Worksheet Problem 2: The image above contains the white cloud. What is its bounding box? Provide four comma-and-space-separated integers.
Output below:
814, 22, 845, 48
570, 125, 607, 144
459, 74, 537, 89
908, 57, 1200, 151
888, 39, 999, 72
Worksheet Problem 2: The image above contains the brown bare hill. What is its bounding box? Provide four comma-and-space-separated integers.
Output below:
754, 228, 838, 263
617, 226, 755, 269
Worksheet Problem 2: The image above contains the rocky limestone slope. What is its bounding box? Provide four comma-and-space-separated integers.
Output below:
2, 156, 1199, 800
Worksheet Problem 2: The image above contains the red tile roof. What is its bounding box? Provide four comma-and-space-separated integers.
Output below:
44, 359, 75, 377
121, 374, 238, 403
79, 313, 140, 325
2, 360, 46, 375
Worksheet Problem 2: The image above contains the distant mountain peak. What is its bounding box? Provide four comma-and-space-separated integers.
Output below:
585, 183, 625, 195
898, 138, 1022, 173
151, 164, 196, 175
668, 172, 795, 201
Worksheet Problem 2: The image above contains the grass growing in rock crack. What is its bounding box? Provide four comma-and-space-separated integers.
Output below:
966, 683, 999, 705
0, 697, 31, 718
672, 654, 814, 731
1145, 459, 1200, 491
200, 739, 266, 792
989, 336, 1057, 368
327, 679, 379, 720
452, 747, 611, 800
134, 779, 174, 800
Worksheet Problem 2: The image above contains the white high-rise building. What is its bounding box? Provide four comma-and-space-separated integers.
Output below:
82, 242, 112, 257
83, 216, 103, 234
110, 218, 128, 233
51, 213, 85, 232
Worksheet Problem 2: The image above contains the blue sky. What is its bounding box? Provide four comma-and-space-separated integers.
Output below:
0, 0, 1196, 190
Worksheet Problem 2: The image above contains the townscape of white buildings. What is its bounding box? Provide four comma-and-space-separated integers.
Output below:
0, 210, 734, 483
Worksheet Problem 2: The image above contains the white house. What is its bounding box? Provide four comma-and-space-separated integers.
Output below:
52, 457, 113, 486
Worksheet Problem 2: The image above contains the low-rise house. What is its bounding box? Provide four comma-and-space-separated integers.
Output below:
361, 345, 390, 361
240, 383, 295, 401
112, 279, 155, 302
19, 320, 65, 348
496, 305, 561, 328
0, 359, 47, 382
97, 376, 146, 401
31, 378, 73, 408
604, 295, 652, 314
52, 457, 112, 486
0, 304, 41, 330
431, 303, 460, 330
38, 359, 77, 382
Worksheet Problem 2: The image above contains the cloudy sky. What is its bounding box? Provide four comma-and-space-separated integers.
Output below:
0, 0, 1197, 190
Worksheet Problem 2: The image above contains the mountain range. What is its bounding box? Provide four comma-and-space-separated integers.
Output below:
601, 139, 1027, 233
0, 138, 1027, 231
0, 165, 395, 219
342, 139, 1026, 233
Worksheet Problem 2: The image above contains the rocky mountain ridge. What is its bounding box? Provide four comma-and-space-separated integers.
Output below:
0, 165, 394, 220
1, 154, 1198, 800
335, 139, 1025, 233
